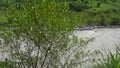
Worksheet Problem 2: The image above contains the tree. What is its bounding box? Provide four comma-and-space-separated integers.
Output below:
1, 0, 95, 68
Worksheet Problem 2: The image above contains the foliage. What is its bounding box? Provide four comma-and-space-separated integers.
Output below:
0, 59, 14, 68
1, 0, 120, 68
69, 0, 120, 26
94, 46, 120, 68
1, 0, 120, 26
0, 0, 95, 68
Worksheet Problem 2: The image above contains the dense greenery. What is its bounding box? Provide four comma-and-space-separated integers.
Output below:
0, 0, 120, 68
0, 0, 94, 68
0, 60, 14, 68
69, 0, 120, 26
1, 0, 120, 26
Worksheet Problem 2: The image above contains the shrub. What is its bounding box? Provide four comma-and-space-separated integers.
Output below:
1, 0, 95, 68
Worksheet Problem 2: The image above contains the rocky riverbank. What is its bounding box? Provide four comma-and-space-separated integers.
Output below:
74, 26, 120, 31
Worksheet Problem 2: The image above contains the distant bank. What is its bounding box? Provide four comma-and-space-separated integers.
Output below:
74, 26, 120, 31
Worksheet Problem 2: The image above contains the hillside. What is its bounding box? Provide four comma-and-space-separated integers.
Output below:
69, 0, 120, 26
0, 0, 120, 26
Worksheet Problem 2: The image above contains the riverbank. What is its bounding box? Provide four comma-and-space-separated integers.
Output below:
74, 26, 120, 31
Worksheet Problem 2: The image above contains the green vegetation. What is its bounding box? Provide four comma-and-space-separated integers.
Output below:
94, 46, 120, 68
1, 0, 120, 26
0, 0, 95, 68
69, 0, 120, 26
0, 0, 120, 68
0, 60, 14, 68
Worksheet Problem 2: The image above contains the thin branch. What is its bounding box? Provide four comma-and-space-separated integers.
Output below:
34, 46, 40, 68
40, 44, 52, 68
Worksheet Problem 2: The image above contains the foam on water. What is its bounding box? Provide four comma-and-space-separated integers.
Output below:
75, 28, 120, 54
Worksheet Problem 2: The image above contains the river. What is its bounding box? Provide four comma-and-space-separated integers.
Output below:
75, 28, 120, 53
1, 28, 120, 67
74, 28, 120, 68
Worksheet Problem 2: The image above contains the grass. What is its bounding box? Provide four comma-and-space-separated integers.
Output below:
0, 10, 8, 28
0, 15, 7, 23
94, 46, 120, 68
0, 10, 7, 23
0, 60, 14, 68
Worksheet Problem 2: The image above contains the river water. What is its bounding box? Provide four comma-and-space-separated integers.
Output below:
74, 28, 120, 68
1, 28, 120, 67
75, 28, 120, 53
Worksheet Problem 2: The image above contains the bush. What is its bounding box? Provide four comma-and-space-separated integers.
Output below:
110, 17, 120, 26
1, 0, 95, 68
69, 1, 91, 12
